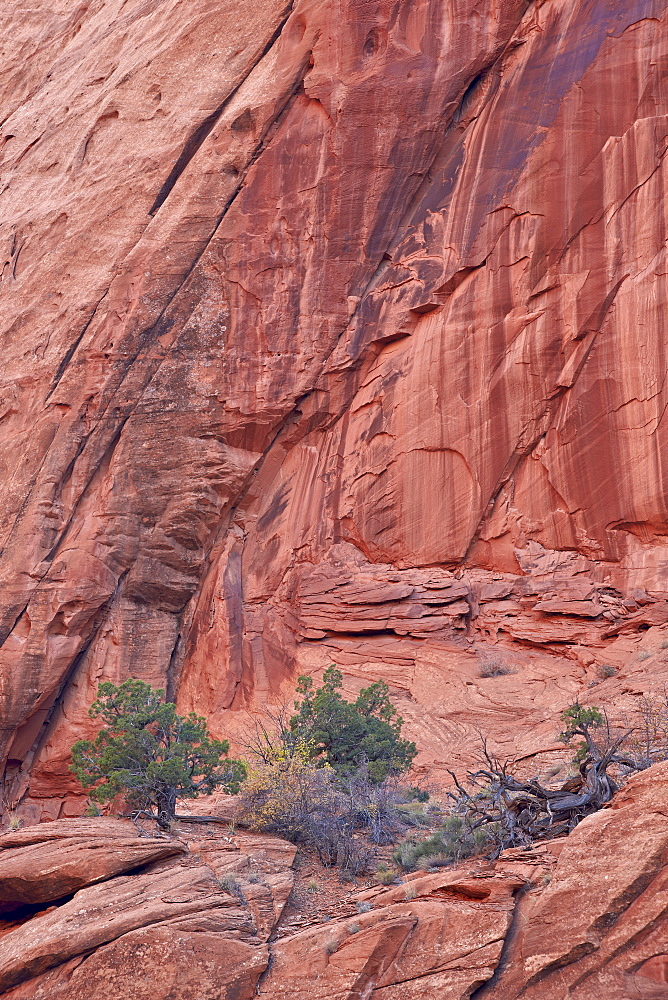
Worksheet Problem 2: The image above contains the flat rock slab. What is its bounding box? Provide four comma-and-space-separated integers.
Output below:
0, 819, 138, 848
0, 819, 185, 906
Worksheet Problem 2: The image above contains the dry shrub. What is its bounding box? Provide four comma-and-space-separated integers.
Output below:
237, 744, 390, 875
596, 664, 617, 679
478, 652, 512, 678
625, 693, 668, 767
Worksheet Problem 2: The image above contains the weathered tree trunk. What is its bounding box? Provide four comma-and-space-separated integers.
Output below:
155, 788, 177, 830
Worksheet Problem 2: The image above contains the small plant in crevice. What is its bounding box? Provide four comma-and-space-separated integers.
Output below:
218, 875, 246, 902
406, 786, 430, 803
375, 863, 396, 886
355, 900, 372, 914
395, 799, 435, 828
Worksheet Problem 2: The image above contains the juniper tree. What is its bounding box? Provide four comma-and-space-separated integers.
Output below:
290, 666, 417, 781
70, 679, 246, 829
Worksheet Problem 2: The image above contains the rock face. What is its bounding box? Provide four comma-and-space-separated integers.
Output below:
0, 817, 184, 907
2, 766, 668, 999
0, 819, 296, 999
3, 0, 668, 994
2, 0, 668, 819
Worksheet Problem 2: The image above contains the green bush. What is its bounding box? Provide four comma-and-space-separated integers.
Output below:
559, 703, 605, 762
290, 667, 417, 781
239, 671, 420, 874
393, 815, 498, 871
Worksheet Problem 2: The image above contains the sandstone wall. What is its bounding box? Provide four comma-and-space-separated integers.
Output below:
2, 0, 668, 819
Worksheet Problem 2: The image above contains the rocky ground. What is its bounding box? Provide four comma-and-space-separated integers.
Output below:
0, 761, 667, 999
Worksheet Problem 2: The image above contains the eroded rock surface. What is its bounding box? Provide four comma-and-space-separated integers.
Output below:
0, 820, 295, 999
3, 766, 668, 999
0, 817, 185, 907
481, 761, 668, 1000
4, 0, 668, 992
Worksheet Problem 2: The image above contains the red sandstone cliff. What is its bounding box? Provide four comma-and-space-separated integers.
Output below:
3, 0, 668, 996
2, 0, 668, 834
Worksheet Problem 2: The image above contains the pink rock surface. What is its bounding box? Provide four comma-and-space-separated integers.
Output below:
1, 0, 667, 850
3, 766, 667, 999
0, 824, 294, 998
0, 817, 185, 906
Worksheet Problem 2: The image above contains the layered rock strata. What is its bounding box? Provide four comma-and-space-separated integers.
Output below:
0, 818, 295, 999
